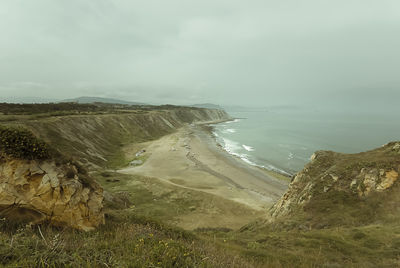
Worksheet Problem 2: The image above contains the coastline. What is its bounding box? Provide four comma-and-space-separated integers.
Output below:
120, 120, 289, 211
200, 120, 294, 179
206, 119, 294, 178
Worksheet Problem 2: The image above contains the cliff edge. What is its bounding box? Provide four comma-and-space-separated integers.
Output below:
270, 142, 400, 228
0, 106, 229, 230
0, 125, 104, 230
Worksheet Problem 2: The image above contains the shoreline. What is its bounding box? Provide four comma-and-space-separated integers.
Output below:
191, 123, 290, 191
201, 120, 294, 178
120, 121, 289, 211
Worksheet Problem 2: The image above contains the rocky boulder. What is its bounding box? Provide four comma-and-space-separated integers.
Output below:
0, 155, 104, 231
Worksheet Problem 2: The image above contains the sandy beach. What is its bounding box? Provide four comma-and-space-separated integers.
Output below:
120, 121, 289, 212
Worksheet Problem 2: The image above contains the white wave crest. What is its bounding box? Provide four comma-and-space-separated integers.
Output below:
218, 138, 292, 176
226, 119, 241, 124
242, 144, 255, 152
222, 138, 241, 154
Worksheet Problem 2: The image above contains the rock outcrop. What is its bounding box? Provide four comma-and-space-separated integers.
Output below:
0, 107, 228, 230
270, 142, 400, 227
0, 155, 104, 231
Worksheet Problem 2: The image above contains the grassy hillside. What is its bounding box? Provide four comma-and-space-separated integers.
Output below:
0, 211, 255, 267
269, 142, 400, 229
1, 103, 399, 267
196, 142, 400, 267
1, 105, 229, 169
197, 221, 400, 267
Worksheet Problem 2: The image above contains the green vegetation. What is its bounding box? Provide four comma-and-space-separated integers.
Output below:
0, 213, 254, 267
0, 125, 49, 159
196, 223, 400, 267
95, 172, 260, 228
1, 104, 398, 267
96, 172, 202, 223
0, 102, 136, 115
94, 171, 400, 267
0, 102, 211, 122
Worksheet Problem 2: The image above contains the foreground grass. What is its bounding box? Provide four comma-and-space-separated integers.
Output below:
196, 222, 400, 268
95, 171, 262, 229
2, 213, 399, 267
0, 212, 255, 268
2, 170, 399, 267
95, 171, 400, 267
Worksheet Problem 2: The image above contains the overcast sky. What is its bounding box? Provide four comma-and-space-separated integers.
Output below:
0, 0, 399, 107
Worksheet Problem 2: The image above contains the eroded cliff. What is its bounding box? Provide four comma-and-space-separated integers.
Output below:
0, 107, 229, 230
0, 155, 104, 230
15, 108, 230, 169
270, 142, 400, 228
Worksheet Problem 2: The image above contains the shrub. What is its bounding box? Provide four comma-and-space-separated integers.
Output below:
0, 125, 49, 160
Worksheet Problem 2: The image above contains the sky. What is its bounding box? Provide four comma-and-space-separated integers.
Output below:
0, 0, 399, 108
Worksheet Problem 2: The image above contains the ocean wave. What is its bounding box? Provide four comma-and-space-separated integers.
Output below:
226, 119, 241, 124
220, 138, 292, 176
240, 155, 256, 165
221, 138, 242, 153
242, 144, 255, 151
225, 128, 236, 133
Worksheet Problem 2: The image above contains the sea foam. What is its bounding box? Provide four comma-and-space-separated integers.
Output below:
226, 119, 241, 124
221, 138, 242, 153
214, 123, 293, 177
242, 144, 255, 151
221, 138, 286, 173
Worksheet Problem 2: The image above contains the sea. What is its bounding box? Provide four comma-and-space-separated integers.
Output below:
212, 108, 400, 176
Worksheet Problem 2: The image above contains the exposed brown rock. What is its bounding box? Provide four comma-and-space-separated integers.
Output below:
376, 170, 398, 191
0, 156, 104, 231
270, 142, 400, 221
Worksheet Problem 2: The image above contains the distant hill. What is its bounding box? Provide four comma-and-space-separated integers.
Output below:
61, 96, 146, 106
189, 103, 223, 110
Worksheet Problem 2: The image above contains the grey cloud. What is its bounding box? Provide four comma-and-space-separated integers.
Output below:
0, 0, 399, 108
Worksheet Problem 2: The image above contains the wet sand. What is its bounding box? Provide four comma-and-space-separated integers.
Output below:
120, 122, 289, 211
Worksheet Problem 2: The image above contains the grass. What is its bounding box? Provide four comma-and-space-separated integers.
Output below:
1, 168, 399, 267
96, 172, 201, 222
92, 170, 400, 267
1, 106, 399, 267
0, 212, 255, 268
2, 197, 399, 267
195, 223, 400, 267
1, 106, 228, 170
95, 171, 260, 228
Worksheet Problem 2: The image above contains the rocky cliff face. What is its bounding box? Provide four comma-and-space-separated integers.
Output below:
0, 107, 227, 230
0, 155, 104, 231
270, 142, 400, 228
16, 108, 230, 169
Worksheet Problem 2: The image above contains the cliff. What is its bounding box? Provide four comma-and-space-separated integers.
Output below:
0, 107, 229, 230
0, 155, 104, 231
9, 108, 229, 169
269, 142, 400, 228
